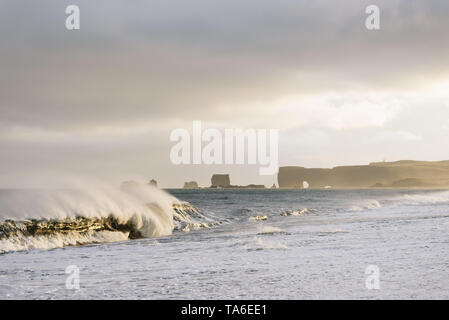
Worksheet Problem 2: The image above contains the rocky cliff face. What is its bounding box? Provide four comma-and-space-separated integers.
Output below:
211, 174, 231, 188
278, 160, 449, 188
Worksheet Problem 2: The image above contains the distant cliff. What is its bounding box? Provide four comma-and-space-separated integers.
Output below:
278, 160, 449, 188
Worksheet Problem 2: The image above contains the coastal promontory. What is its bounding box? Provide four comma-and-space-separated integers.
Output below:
278, 160, 449, 188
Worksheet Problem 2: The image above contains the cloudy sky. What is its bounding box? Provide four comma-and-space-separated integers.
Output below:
1, 0, 449, 188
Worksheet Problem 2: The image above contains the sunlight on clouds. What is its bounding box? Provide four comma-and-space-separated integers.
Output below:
214, 76, 449, 132
218, 92, 403, 130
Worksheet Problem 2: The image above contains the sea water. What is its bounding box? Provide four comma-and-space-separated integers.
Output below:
1, 188, 449, 299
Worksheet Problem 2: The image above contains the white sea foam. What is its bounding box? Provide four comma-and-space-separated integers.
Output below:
0, 182, 175, 237
400, 191, 449, 205
249, 215, 268, 221
280, 208, 309, 216
0, 230, 129, 253
252, 236, 288, 250
349, 199, 381, 211
0, 181, 180, 253
257, 226, 286, 235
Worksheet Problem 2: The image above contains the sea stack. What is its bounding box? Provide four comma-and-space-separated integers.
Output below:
211, 174, 231, 188
183, 181, 199, 189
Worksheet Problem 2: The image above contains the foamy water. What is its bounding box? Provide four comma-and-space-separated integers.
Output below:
1, 188, 449, 299
0, 184, 177, 253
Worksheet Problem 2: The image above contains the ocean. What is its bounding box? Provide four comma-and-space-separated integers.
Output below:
1, 187, 449, 299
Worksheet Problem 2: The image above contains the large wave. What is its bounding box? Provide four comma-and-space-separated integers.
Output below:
0, 182, 210, 253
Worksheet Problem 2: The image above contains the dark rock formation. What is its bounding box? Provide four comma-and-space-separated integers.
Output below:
183, 181, 199, 189
278, 160, 449, 188
211, 174, 231, 188
209, 174, 266, 188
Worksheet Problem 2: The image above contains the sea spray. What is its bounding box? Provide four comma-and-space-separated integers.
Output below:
0, 180, 223, 253
0, 181, 177, 253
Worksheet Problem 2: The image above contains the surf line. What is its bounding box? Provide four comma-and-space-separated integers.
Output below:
181, 304, 215, 318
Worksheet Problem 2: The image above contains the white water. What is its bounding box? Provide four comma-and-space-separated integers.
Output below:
0, 230, 129, 253
399, 190, 449, 205
0, 182, 178, 253
349, 199, 381, 211
2, 189, 449, 299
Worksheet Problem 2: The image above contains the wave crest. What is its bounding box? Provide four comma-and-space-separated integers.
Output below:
0, 183, 213, 253
348, 199, 381, 211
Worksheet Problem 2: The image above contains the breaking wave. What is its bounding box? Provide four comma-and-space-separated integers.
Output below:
348, 199, 381, 211
345, 190, 449, 213
0, 183, 215, 253
398, 191, 449, 205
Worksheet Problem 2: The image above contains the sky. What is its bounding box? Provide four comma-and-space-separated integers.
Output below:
1, 0, 449, 188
